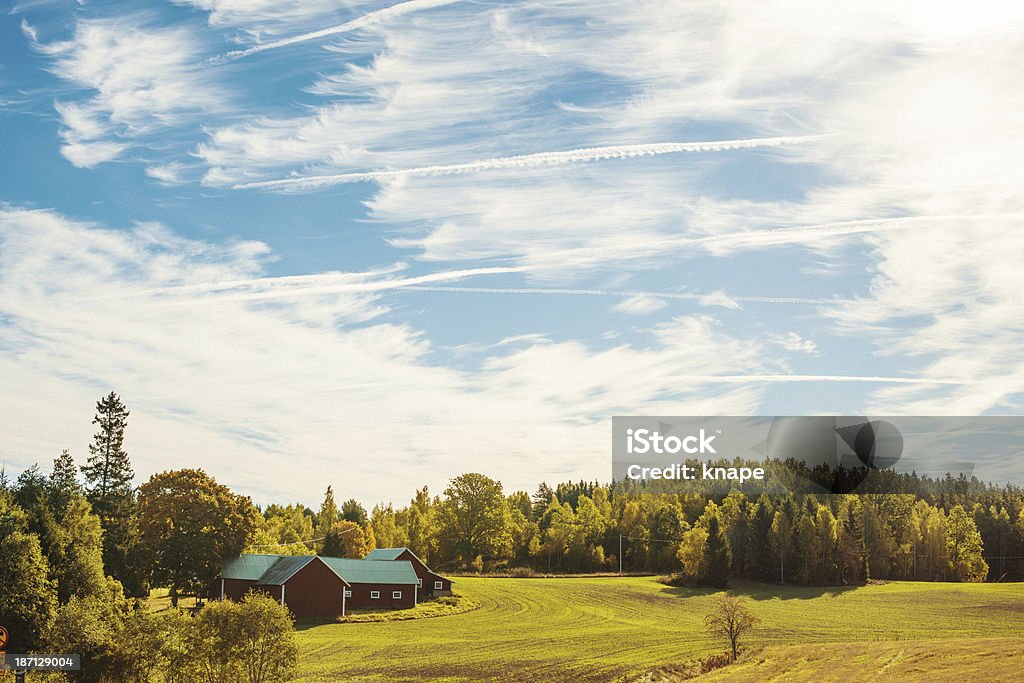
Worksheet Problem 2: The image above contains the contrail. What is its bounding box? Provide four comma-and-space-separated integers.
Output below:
208, 0, 463, 64
516, 213, 1024, 264
232, 135, 828, 191
84, 266, 526, 302
398, 285, 837, 306
668, 374, 1023, 386
680, 213, 1023, 251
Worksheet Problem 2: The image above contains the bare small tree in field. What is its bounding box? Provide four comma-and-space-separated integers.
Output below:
704, 594, 760, 662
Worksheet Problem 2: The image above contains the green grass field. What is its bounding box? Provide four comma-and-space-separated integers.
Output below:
692, 638, 1024, 682
293, 577, 1024, 682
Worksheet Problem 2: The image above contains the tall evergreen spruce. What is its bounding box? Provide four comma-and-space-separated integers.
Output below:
48, 449, 80, 512
316, 485, 339, 552
81, 392, 145, 595
82, 392, 134, 497
704, 515, 733, 587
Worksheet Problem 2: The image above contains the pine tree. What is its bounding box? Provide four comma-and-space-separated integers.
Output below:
769, 511, 793, 584
82, 392, 134, 499
48, 449, 81, 512
744, 497, 774, 580
646, 504, 687, 572
81, 392, 144, 596
532, 483, 555, 522
836, 498, 866, 583
315, 486, 338, 551
813, 505, 839, 584
340, 498, 368, 526
704, 515, 733, 587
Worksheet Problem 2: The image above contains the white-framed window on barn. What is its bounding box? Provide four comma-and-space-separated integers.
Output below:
434, 581, 443, 590
370, 590, 380, 599
344, 590, 352, 597
392, 591, 402, 599
417, 578, 422, 587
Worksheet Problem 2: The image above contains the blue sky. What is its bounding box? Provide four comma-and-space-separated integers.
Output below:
2, 0, 1023, 506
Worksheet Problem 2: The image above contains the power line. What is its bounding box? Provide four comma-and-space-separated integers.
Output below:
246, 536, 325, 549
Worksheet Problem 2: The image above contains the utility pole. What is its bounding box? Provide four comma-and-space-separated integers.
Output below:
619, 534, 623, 575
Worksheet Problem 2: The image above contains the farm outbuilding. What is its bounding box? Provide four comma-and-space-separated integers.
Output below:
214, 549, 451, 618
365, 547, 454, 597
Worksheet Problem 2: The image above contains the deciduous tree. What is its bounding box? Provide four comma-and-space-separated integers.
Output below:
235, 593, 299, 683
322, 520, 369, 558
188, 593, 298, 683
677, 525, 709, 582
946, 504, 988, 582
0, 530, 57, 650
704, 594, 760, 661
437, 473, 512, 564
138, 469, 259, 603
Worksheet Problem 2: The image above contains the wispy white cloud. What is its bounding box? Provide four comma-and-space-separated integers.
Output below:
808, 23, 1024, 413
655, 375, 1020, 386
613, 294, 666, 316
144, 162, 189, 185
772, 332, 818, 355
697, 291, 742, 310
196, 5, 575, 188
20, 19, 38, 42
34, 15, 227, 167
10, 0, 1024, 488
292, 0, 1024, 415
209, 0, 465, 63
177, 0, 382, 32
0, 208, 771, 503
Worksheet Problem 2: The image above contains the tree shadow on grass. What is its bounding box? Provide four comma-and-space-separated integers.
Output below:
293, 617, 338, 632
657, 579, 861, 601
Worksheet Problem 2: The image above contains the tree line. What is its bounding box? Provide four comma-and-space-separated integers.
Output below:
351, 472, 1014, 586
258, 465, 1019, 588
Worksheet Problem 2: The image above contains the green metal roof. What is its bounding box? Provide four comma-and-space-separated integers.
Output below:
222, 554, 421, 586
254, 556, 315, 586
220, 554, 281, 581
320, 556, 419, 585
364, 548, 452, 582
364, 547, 407, 561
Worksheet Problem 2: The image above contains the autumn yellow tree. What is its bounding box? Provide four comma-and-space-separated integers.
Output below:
322, 520, 369, 558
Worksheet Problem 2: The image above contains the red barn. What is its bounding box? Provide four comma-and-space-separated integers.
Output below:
215, 553, 428, 618
364, 547, 454, 597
